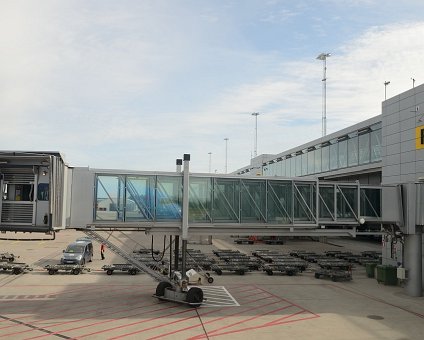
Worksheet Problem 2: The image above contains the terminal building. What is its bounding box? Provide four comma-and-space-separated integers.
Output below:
236, 83, 424, 295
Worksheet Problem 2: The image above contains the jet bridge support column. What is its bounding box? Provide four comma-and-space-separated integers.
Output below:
181, 154, 190, 279
174, 159, 182, 272
405, 230, 422, 296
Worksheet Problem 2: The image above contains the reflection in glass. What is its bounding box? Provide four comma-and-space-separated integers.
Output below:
338, 140, 347, 168
358, 133, 370, 164
348, 136, 358, 167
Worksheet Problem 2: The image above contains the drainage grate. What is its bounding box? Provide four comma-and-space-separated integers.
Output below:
367, 315, 384, 320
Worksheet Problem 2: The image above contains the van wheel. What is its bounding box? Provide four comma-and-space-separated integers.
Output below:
72, 269, 80, 275
48, 269, 55, 275
106, 270, 113, 275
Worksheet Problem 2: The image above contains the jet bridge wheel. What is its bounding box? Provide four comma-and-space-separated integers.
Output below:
186, 287, 203, 307
156, 281, 172, 297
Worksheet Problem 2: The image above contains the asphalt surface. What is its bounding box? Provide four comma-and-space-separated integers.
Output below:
0, 230, 423, 340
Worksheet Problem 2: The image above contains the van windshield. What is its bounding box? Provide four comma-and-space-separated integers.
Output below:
65, 245, 85, 253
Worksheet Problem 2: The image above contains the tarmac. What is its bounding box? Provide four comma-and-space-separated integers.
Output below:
0, 230, 423, 340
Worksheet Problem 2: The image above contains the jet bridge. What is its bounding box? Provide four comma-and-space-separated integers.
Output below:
1, 151, 382, 237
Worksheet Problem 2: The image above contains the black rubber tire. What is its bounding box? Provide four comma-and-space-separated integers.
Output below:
207, 276, 214, 284
186, 287, 203, 307
129, 269, 137, 275
287, 271, 294, 276
314, 273, 321, 279
13, 268, 22, 275
238, 270, 245, 275
248, 241, 254, 244
215, 269, 222, 276
155, 281, 172, 297
106, 270, 113, 275
331, 276, 338, 282
9, 257, 14, 263
72, 269, 80, 275
266, 270, 273, 276
48, 269, 55, 275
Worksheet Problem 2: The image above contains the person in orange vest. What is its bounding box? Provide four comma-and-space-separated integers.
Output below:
100, 243, 105, 260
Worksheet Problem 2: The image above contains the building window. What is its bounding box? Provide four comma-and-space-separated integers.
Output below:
330, 142, 338, 170
301, 152, 308, 176
314, 147, 322, 173
370, 128, 382, 162
295, 155, 302, 176
321, 146, 330, 172
338, 139, 348, 168
308, 150, 315, 174
358, 132, 370, 164
348, 135, 358, 167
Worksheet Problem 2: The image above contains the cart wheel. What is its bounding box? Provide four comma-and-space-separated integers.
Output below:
207, 276, 214, 284
155, 281, 172, 297
13, 268, 22, 275
266, 270, 273, 276
72, 268, 80, 275
238, 270, 245, 275
186, 287, 203, 307
248, 241, 254, 244
215, 269, 222, 276
129, 269, 137, 275
314, 273, 321, 279
48, 269, 55, 275
9, 257, 14, 263
331, 276, 338, 282
287, 271, 294, 276
106, 270, 113, 275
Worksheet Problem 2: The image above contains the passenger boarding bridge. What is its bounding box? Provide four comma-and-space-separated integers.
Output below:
0, 151, 381, 237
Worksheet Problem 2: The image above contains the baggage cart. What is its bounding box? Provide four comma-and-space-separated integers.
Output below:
102, 264, 140, 275
44, 264, 90, 275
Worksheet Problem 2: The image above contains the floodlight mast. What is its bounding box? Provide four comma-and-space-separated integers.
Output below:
251, 112, 260, 157
384, 81, 390, 100
224, 138, 229, 174
316, 53, 331, 136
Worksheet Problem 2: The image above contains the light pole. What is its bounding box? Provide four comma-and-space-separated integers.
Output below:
384, 81, 390, 100
251, 112, 260, 158
316, 53, 331, 136
224, 137, 229, 174
208, 152, 212, 173
411, 78, 416, 88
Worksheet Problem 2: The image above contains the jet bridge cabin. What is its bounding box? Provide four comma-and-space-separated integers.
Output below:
0, 151, 69, 233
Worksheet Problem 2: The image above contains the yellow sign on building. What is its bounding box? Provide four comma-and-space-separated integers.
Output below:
417, 125, 424, 150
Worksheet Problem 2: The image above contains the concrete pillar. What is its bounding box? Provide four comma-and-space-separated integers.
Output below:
405, 231, 423, 297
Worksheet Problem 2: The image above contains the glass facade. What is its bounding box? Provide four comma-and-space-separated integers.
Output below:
94, 174, 381, 224
262, 122, 381, 177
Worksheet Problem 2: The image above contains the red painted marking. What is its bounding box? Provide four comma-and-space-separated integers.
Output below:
145, 297, 287, 340
73, 307, 195, 339
0, 285, 138, 329
188, 304, 296, 340
23, 303, 180, 340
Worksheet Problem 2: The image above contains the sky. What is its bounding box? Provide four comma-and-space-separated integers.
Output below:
1, 0, 424, 173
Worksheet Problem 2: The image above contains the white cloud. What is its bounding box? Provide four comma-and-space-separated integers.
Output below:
1, 1, 424, 173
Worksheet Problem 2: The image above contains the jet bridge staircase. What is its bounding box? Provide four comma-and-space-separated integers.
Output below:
82, 229, 171, 283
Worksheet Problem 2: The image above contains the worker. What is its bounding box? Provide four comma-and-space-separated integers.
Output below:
100, 243, 105, 260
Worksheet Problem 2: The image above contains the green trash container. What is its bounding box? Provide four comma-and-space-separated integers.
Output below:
376, 265, 398, 285
366, 263, 377, 278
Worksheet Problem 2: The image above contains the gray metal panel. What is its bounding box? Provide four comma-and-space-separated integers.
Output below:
381, 185, 402, 225
416, 183, 424, 226
69, 167, 95, 227
384, 133, 400, 147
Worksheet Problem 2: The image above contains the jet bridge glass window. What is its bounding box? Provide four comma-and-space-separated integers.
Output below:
370, 128, 382, 162
37, 183, 49, 201
189, 177, 212, 222
95, 175, 125, 221
358, 133, 370, 164
125, 176, 155, 221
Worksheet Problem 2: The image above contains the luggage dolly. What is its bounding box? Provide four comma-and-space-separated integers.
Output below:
1, 252, 18, 262
262, 264, 299, 276
102, 264, 140, 276
1, 262, 32, 275
44, 264, 90, 275
314, 269, 352, 282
